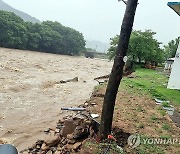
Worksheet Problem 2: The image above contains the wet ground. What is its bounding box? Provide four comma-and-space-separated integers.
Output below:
0, 48, 113, 151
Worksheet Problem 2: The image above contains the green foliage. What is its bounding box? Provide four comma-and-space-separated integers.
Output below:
121, 68, 180, 107
151, 114, 158, 121
107, 35, 119, 60
0, 10, 85, 55
157, 107, 166, 116
163, 37, 179, 58
42, 21, 85, 55
107, 30, 165, 65
162, 124, 171, 131
162, 102, 171, 108
0, 10, 27, 49
137, 135, 165, 154
137, 123, 144, 129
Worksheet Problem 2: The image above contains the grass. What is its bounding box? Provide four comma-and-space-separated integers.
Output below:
83, 141, 125, 154
87, 68, 180, 153
161, 102, 171, 108
157, 108, 166, 116
121, 68, 180, 107
137, 135, 165, 154
162, 124, 171, 131
150, 114, 158, 121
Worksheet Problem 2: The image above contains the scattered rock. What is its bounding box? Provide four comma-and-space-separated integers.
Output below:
41, 143, 50, 151
24, 113, 100, 153
68, 139, 76, 144
65, 144, 74, 149
45, 136, 61, 147
67, 134, 74, 140
60, 120, 76, 137
73, 142, 82, 150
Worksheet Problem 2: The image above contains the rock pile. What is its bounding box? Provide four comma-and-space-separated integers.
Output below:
21, 113, 99, 154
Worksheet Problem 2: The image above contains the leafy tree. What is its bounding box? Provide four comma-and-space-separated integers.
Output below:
0, 11, 27, 49
42, 21, 85, 55
26, 22, 41, 51
61, 27, 85, 55
38, 24, 63, 53
164, 37, 179, 58
107, 35, 119, 60
0, 10, 85, 56
108, 30, 165, 65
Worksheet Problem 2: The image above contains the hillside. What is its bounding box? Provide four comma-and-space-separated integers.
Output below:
86, 40, 110, 53
0, 0, 40, 23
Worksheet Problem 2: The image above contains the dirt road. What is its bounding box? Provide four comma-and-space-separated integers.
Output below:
0, 48, 112, 151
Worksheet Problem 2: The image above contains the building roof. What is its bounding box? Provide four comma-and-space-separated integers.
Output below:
168, 2, 180, 16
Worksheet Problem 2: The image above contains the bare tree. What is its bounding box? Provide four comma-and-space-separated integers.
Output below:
100, 0, 139, 140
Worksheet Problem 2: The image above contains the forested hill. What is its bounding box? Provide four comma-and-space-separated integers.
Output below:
0, 10, 85, 56
0, 0, 40, 23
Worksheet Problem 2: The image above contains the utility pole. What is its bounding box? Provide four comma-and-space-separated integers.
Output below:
100, 0, 139, 140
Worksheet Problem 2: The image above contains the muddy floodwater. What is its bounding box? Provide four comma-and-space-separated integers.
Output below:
0, 48, 113, 151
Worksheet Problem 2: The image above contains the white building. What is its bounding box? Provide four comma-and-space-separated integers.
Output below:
167, 2, 180, 89
164, 57, 175, 72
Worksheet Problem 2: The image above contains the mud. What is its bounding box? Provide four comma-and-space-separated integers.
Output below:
0, 48, 113, 151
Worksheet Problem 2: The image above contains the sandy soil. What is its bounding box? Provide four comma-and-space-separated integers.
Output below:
0, 48, 113, 151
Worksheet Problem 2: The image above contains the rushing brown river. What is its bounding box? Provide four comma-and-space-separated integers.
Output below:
0, 48, 113, 151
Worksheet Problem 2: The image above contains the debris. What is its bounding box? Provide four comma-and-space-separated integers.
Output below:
154, 98, 170, 104
92, 93, 105, 98
60, 120, 76, 137
67, 134, 73, 140
64, 143, 74, 149
90, 114, 99, 119
59, 77, 78, 84
73, 142, 82, 150
154, 98, 174, 115
61, 107, 86, 111
108, 135, 116, 141
41, 143, 50, 151
91, 102, 96, 106
24, 113, 100, 154
45, 136, 60, 147
163, 106, 175, 116
94, 74, 110, 80
94, 74, 110, 84
44, 128, 51, 134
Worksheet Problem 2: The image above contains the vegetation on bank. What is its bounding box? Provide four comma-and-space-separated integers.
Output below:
108, 30, 179, 66
0, 10, 85, 55
87, 68, 180, 154
121, 68, 180, 107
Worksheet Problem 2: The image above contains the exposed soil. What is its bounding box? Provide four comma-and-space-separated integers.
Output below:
170, 110, 180, 128
86, 82, 180, 153
0, 48, 113, 152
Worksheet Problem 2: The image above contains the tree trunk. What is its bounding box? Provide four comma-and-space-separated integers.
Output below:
100, 0, 138, 140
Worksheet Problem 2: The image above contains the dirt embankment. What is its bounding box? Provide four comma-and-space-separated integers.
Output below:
86, 82, 180, 153
0, 48, 113, 151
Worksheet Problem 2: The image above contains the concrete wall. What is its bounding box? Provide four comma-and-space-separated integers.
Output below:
167, 43, 180, 89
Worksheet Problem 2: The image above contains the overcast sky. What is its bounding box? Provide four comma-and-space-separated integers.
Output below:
4, 0, 180, 45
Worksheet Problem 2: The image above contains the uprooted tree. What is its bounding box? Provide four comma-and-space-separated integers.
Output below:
100, 0, 139, 140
